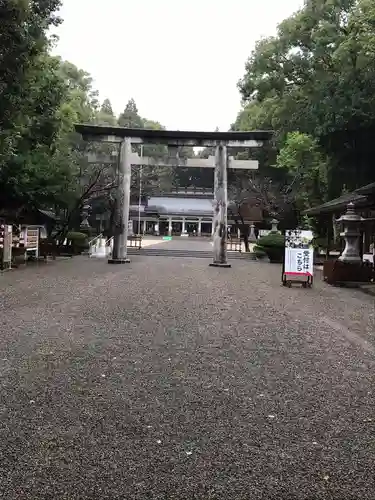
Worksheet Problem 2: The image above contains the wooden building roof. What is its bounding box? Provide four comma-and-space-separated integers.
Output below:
304, 183, 375, 216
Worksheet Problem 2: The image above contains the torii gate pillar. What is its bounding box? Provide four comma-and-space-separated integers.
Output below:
210, 144, 230, 268
108, 138, 132, 264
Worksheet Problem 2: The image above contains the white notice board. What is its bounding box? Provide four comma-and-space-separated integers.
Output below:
284, 229, 314, 280
284, 247, 314, 277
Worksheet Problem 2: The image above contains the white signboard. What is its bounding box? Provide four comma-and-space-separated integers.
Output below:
284, 229, 314, 278
284, 247, 314, 277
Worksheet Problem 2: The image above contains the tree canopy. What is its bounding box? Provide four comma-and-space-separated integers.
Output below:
0, 1, 180, 229
0, 0, 67, 211
233, 0, 375, 224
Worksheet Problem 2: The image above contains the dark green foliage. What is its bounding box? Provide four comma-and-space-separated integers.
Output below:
234, 0, 375, 223
253, 246, 267, 259
0, 0, 62, 159
66, 231, 88, 242
255, 233, 285, 263
257, 233, 284, 247
65, 231, 89, 254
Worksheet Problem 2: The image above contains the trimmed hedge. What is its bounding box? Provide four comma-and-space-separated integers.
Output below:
253, 245, 267, 259
66, 231, 89, 253
66, 231, 88, 242
255, 232, 284, 263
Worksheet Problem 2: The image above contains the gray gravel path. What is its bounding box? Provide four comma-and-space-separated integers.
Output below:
0, 256, 374, 499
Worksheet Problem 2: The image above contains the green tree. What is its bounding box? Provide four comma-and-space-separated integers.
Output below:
0, 0, 62, 166
118, 98, 143, 128
0, 52, 70, 211
0, 47, 115, 234
276, 132, 328, 214
139, 119, 177, 196
96, 99, 116, 126
50, 61, 117, 233
101, 98, 114, 115
58, 59, 99, 123
235, 0, 375, 213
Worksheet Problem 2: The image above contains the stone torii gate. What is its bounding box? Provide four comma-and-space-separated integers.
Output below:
75, 125, 272, 267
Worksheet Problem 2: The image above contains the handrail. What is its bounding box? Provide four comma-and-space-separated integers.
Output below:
105, 236, 114, 257
88, 233, 104, 257
88, 233, 103, 246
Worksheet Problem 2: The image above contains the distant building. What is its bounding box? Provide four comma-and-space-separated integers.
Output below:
128, 188, 262, 236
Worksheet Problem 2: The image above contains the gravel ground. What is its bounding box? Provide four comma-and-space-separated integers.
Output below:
0, 256, 374, 500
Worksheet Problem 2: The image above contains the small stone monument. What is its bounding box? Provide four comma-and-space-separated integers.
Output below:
337, 202, 364, 264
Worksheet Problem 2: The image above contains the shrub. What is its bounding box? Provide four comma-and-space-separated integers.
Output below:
66, 231, 89, 254
253, 245, 267, 259
66, 231, 88, 242
256, 233, 284, 263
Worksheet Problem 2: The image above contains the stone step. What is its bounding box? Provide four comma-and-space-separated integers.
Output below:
124, 248, 257, 260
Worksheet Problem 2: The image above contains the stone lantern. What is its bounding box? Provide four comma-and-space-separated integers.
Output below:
270, 219, 279, 233
80, 217, 90, 229
249, 223, 257, 242
80, 204, 92, 230
337, 202, 365, 264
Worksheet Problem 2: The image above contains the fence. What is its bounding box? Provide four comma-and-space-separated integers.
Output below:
89, 235, 143, 258
227, 238, 242, 252
0, 224, 12, 270
1, 225, 41, 269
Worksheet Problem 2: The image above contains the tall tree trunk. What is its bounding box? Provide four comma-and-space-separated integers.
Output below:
238, 210, 250, 252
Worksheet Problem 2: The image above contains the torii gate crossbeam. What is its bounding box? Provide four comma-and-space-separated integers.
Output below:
75, 125, 273, 267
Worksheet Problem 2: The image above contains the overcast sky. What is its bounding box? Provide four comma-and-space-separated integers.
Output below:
52, 0, 303, 131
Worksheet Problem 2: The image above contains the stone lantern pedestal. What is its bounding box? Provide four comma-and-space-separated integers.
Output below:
323, 203, 370, 286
